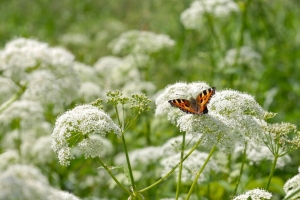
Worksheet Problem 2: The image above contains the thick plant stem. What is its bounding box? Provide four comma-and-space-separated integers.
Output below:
122, 133, 136, 191
185, 145, 216, 200
175, 132, 186, 200
96, 157, 131, 195
138, 137, 203, 193
266, 155, 278, 190
233, 143, 247, 195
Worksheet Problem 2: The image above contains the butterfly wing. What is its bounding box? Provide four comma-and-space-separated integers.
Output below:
168, 99, 198, 114
196, 87, 216, 114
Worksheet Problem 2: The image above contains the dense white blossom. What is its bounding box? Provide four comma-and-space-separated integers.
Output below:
160, 150, 219, 183
0, 77, 18, 104
283, 167, 300, 199
0, 150, 19, 171
0, 38, 80, 113
156, 82, 268, 153
78, 82, 104, 103
94, 55, 155, 95
181, 0, 239, 29
0, 164, 80, 200
73, 61, 99, 83
109, 30, 175, 55
0, 100, 44, 130
233, 188, 272, 200
51, 104, 120, 166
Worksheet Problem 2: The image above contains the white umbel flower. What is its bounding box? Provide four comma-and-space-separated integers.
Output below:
51, 105, 121, 166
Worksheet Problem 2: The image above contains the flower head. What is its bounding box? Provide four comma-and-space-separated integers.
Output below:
108, 30, 175, 55
0, 100, 44, 131
0, 38, 80, 113
180, 0, 239, 30
263, 122, 300, 156
283, 167, 300, 199
51, 104, 121, 166
233, 188, 272, 200
156, 82, 268, 153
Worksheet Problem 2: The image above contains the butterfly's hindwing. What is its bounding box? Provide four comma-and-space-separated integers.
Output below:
168, 87, 216, 115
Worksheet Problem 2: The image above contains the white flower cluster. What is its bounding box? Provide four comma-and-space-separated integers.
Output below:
233, 188, 272, 200
108, 30, 175, 55
94, 55, 156, 96
0, 77, 18, 104
51, 105, 120, 166
0, 38, 80, 113
0, 164, 80, 200
283, 167, 300, 199
220, 46, 263, 68
73, 61, 106, 103
181, 0, 239, 29
0, 100, 44, 130
156, 82, 267, 153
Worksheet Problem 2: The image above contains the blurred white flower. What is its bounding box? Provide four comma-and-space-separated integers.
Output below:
247, 145, 291, 169
0, 150, 19, 171
233, 188, 272, 200
0, 100, 44, 130
0, 164, 80, 200
27, 135, 55, 165
94, 55, 156, 95
60, 32, 90, 46
220, 46, 263, 68
51, 104, 121, 166
114, 146, 163, 168
160, 150, 219, 183
94, 56, 123, 75
283, 167, 300, 199
0, 38, 80, 113
181, 0, 239, 29
0, 77, 18, 104
73, 61, 99, 83
78, 82, 104, 103
109, 30, 175, 55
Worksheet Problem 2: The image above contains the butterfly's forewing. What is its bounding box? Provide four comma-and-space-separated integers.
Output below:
196, 87, 216, 114
168, 99, 198, 114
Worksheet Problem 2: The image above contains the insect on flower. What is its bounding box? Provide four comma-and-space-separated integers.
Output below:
168, 87, 215, 115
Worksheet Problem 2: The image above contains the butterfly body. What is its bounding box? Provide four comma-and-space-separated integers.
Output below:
168, 87, 215, 115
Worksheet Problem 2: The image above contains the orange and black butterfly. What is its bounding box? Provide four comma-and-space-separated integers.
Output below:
168, 87, 215, 115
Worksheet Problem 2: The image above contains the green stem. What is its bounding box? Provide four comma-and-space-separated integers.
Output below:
175, 132, 186, 200
185, 145, 216, 200
266, 154, 278, 190
121, 133, 136, 191
233, 143, 247, 195
138, 137, 203, 193
96, 157, 132, 195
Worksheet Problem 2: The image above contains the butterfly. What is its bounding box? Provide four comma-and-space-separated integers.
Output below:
168, 87, 216, 115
